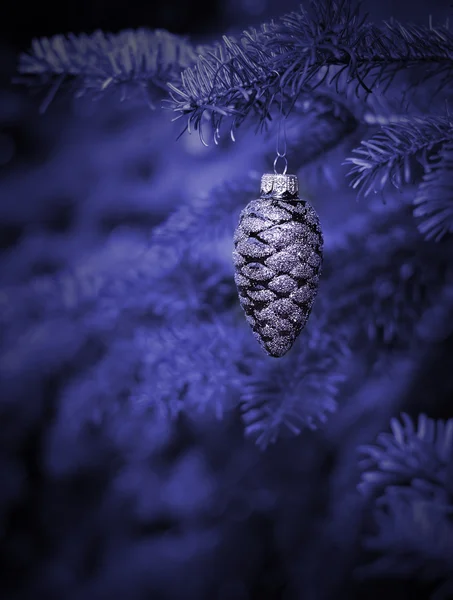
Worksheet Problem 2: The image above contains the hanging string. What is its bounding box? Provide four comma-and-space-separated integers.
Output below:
274, 81, 288, 175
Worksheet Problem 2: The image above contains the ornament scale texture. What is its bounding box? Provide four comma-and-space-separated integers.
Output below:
233, 174, 323, 358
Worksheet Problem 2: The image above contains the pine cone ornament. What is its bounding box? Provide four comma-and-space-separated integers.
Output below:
233, 173, 323, 358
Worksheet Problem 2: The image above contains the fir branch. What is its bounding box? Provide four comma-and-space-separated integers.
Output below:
365, 19, 453, 93
0, 176, 260, 355
345, 115, 453, 198
166, 26, 278, 143
167, 1, 368, 140
356, 493, 453, 599
150, 175, 259, 258
133, 316, 250, 420
146, 253, 237, 321
239, 310, 349, 449
35, 316, 247, 474
168, 1, 453, 140
356, 413, 453, 598
357, 413, 453, 501
413, 140, 453, 241
267, 0, 370, 96
17, 1, 453, 127
17, 29, 199, 110
271, 8, 453, 97
325, 202, 453, 349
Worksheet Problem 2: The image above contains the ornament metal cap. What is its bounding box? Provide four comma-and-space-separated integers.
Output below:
260, 173, 299, 200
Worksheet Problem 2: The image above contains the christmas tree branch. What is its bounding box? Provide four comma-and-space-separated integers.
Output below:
358, 413, 453, 499
413, 140, 453, 242
166, 27, 278, 143
239, 310, 349, 448
356, 413, 453, 597
17, 29, 200, 111
1, 176, 452, 450
345, 115, 453, 241
324, 200, 453, 350
168, 1, 453, 140
18, 2, 453, 130
166, 1, 369, 140
345, 115, 453, 198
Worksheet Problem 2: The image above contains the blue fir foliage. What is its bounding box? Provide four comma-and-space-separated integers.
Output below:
357, 414, 453, 598
358, 413, 453, 499
239, 308, 350, 448
18, 29, 200, 110
345, 116, 453, 198
18, 1, 453, 238
414, 139, 453, 241
325, 199, 453, 348
2, 0, 453, 598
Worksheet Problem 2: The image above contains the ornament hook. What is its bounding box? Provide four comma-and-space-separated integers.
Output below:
273, 73, 288, 175
273, 154, 288, 175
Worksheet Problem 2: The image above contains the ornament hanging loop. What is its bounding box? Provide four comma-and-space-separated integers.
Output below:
273, 73, 288, 175
261, 72, 297, 198
273, 154, 288, 175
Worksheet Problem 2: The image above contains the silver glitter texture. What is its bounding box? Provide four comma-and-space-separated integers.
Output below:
233, 182, 323, 358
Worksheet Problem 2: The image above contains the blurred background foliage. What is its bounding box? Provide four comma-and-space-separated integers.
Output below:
1, 1, 453, 599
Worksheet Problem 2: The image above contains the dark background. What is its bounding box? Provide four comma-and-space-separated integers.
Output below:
2, 0, 452, 49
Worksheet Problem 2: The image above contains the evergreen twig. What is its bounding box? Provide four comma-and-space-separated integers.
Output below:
356, 414, 453, 597
239, 310, 349, 449
345, 115, 453, 196
17, 29, 200, 111
358, 413, 453, 499
325, 201, 453, 349
414, 140, 453, 241
168, 1, 453, 140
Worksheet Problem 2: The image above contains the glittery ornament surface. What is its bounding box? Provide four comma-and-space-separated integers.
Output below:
233, 196, 323, 358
